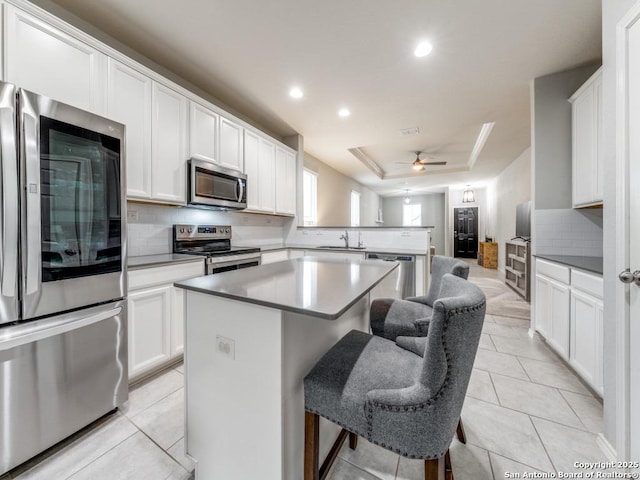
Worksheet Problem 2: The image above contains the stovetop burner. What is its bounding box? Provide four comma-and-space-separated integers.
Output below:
172, 224, 260, 258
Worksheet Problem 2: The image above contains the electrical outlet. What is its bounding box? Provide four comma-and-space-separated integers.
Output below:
127, 210, 138, 221
302, 230, 309, 236
216, 335, 235, 360
401, 231, 411, 237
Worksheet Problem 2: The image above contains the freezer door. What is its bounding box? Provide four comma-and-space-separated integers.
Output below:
19, 88, 127, 319
0, 300, 128, 474
0, 82, 19, 325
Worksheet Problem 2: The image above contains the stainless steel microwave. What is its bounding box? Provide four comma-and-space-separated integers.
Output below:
187, 159, 247, 210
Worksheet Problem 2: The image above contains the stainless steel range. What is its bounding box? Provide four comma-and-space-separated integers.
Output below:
173, 224, 261, 274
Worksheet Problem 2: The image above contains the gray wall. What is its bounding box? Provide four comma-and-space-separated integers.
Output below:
487, 148, 532, 271
602, 0, 636, 455
382, 193, 445, 254
304, 152, 380, 226
532, 64, 600, 210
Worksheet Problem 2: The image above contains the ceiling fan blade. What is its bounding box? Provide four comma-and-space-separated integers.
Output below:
422, 161, 447, 166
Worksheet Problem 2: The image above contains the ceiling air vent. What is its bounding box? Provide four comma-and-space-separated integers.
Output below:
399, 126, 420, 137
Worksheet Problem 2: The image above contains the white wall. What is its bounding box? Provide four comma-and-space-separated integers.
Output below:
127, 202, 288, 256
381, 194, 445, 254
486, 148, 532, 271
304, 152, 380, 226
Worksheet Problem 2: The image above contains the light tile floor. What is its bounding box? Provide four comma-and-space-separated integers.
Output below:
3, 265, 613, 480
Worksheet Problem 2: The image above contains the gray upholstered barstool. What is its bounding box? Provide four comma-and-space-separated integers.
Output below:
304, 274, 486, 480
370, 255, 469, 341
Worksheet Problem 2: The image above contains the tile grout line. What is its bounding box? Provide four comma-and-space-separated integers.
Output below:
557, 389, 598, 434
61, 421, 139, 480
529, 417, 560, 475
514, 355, 534, 383
486, 371, 502, 407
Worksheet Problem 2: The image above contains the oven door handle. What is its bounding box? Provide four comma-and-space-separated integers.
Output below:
209, 256, 261, 270
236, 178, 244, 203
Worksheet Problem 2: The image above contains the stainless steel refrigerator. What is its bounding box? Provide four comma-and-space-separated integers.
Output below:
0, 81, 128, 475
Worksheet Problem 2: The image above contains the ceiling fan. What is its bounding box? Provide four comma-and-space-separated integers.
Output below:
396, 151, 447, 171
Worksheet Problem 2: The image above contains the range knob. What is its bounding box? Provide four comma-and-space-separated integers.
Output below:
188, 228, 193, 233
180, 228, 185, 233
225, 228, 230, 233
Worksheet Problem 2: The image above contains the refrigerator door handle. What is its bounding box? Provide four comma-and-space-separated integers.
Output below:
21, 103, 41, 296
0, 85, 18, 297
0, 305, 122, 351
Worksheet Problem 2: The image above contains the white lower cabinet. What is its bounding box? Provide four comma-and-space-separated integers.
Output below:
569, 271, 604, 395
534, 258, 603, 395
128, 261, 204, 381
128, 285, 172, 378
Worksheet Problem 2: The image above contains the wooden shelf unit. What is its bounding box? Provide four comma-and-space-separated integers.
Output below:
505, 241, 531, 301
478, 242, 498, 269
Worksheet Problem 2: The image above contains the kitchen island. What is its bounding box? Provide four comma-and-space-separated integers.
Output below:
175, 257, 398, 480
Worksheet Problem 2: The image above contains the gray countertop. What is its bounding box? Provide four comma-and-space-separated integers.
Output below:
175, 257, 398, 320
534, 254, 603, 275
254, 244, 429, 256
128, 253, 203, 270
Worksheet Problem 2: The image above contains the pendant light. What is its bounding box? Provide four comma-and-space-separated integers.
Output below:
404, 189, 411, 204
462, 185, 475, 203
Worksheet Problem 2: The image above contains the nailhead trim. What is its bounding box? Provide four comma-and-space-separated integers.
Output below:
366, 298, 486, 459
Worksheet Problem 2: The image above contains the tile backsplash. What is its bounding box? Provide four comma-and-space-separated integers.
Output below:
534, 208, 603, 257
127, 203, 289, 257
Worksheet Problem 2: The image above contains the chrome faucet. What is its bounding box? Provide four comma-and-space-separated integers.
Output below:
339, 230, 349, 248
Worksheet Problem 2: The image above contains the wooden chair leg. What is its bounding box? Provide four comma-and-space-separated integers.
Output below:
424, 455, 445, 480
349, 432, 358, 450
445, 449, 454, 480
456, 418, 467, 444
305, 411, 320, 480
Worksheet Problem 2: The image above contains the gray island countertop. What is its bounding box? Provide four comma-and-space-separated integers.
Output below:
175, 257, 398, 320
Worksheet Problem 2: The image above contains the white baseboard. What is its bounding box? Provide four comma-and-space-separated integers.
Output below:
596, 433, 617, 462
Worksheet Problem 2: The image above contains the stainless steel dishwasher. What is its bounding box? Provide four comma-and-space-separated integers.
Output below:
365, 253, 416, 298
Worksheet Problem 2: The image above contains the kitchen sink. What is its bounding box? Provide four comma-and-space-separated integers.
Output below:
317, 246, 366, 250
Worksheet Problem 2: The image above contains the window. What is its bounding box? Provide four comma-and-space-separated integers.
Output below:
403, 204, 422, 226
303, 169, 318, 226
350, 190, 360, 226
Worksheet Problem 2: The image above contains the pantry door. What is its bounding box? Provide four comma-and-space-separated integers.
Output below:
617, 2, 640, 460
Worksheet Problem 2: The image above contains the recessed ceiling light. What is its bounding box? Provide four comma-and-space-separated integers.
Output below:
338, 108, 350, 117
289, 87, 304, 99
414, 41, 433, 58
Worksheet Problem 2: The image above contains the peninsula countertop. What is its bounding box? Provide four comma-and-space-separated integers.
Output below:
250, 244, 430, 256
175, 257, 398, 320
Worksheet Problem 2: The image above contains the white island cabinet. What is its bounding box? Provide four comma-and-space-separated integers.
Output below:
176, 257, 398, 480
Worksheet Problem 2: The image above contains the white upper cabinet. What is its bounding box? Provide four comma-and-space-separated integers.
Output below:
152, 82, 188, 204
244, 130, 275, 213
4, 4, 106, 114
259, 138, 276, 212
219, 117, 244, 172
189, 101, 219, 163
570, 68, 603, 208
244, 130, 261, 211
275, 147, 297, 215
107, 59, 152, 199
